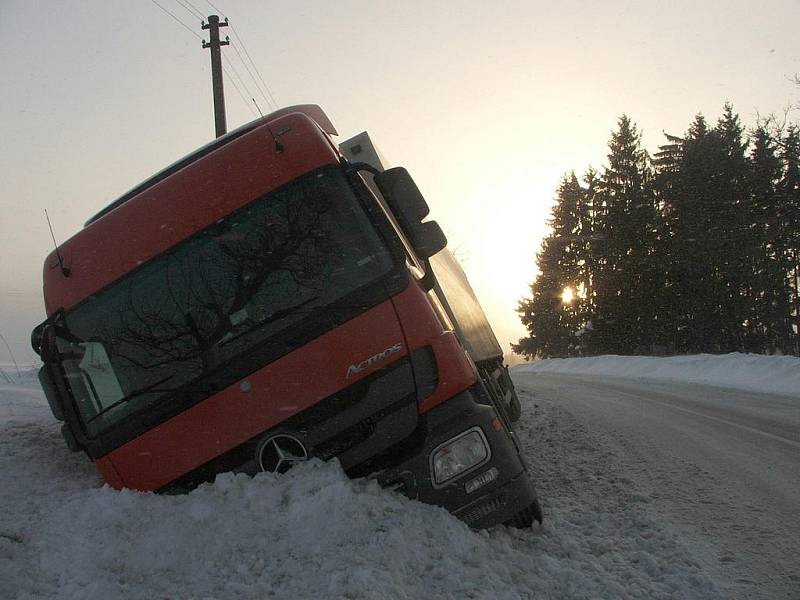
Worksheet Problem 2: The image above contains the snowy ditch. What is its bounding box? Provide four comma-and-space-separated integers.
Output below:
1, 369, 721, 599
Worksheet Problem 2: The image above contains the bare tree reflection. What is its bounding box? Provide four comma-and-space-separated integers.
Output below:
106, 185, 338, 383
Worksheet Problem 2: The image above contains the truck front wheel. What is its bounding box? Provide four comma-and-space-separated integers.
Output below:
505, 390, 522, 422
505, 497, 543, 529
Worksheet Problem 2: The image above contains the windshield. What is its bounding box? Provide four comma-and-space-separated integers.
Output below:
56, 166, 396, 436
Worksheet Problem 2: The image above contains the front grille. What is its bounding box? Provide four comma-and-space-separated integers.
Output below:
313, 411, 383, 460
289, 356, 411, 431
159, 354, 419, 493
459, 495, 506, 525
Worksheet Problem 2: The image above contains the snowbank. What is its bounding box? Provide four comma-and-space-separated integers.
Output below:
1, 373, 720, 599
515, 353, 800, 397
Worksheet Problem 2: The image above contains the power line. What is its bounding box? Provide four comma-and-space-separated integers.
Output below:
149, 0, 203, 40
222, 64, 258, 118
222, 53, 258, 116
202, 0, 225, 17
229, 23, 279, 109
175, 0, 203, 21
178, 0, 205, 20
229, 40, 273, 111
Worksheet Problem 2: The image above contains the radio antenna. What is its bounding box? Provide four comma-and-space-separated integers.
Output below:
44, 209, 70, 277
253, 97, 264, 118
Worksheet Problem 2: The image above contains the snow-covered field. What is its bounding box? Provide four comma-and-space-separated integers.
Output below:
516, 352, 800, 397
0, 362, 732, 599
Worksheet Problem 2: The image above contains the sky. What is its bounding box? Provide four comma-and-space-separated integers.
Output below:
1, 0, 799, 366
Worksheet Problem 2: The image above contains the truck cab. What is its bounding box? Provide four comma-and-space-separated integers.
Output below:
32, 105, 541, 528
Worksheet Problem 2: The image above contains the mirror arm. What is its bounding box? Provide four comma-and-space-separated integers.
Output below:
344, 161, 381, 176
32, 308, 66, 357
420, 258, 438, 292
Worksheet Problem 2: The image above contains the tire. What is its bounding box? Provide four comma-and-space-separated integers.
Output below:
505, 391, 522, 423
505, 497, 543, 529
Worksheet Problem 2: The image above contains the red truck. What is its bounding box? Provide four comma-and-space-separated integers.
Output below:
31, 105, 542, 528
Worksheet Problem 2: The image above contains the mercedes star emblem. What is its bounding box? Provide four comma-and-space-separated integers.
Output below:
257, 433, 309, 474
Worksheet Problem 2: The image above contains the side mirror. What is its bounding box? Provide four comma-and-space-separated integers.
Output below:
373, 167, 446, 258
411, 221, 447, 259
374, 167, 430, 233
39, 325, 59, 363
38, 365, 65, 421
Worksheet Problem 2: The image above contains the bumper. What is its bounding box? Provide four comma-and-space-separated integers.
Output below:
375, 386, 539, 529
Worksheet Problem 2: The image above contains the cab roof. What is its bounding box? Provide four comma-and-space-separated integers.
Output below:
85, 105, 337, 226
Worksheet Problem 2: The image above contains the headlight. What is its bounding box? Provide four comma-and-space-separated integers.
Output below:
430, 427, 490, 487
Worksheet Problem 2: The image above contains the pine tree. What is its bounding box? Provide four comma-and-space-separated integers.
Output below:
519, 105, 799, 358
652, 132, 684, 351
715, 105, 752, 351
580, 167, 601, 326
748, 125, 791, 352
514, 238, 575, 359
779, 126, 800, 353
587, 116, 661, 354
680, 114, 726, 352
515, 173, 592, 358
659, 110, 752, 353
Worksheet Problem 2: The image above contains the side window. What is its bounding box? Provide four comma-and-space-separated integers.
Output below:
78, 342, 125, 410
57, 338, 125, 425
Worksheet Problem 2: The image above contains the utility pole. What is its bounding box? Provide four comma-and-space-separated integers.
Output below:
202, 15, 229, 138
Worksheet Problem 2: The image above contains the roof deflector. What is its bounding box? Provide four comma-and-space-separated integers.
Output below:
269, 104, 338, 136
84, 104, 337, 227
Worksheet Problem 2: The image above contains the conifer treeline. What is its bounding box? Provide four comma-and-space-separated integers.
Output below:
514, 105, 800, 358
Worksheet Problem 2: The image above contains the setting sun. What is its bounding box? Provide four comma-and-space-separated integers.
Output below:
562, 286, 575, 304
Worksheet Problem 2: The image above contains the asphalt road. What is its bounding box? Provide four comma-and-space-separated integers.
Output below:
511, 372, 800, 600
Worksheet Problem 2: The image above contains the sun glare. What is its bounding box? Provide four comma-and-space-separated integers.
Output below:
561, 286, 575, 304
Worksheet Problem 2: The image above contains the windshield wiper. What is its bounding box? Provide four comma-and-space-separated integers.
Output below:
85, 374, 176, 424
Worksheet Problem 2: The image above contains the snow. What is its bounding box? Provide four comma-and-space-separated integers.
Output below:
1, 368, 722, 599
512, 371, 800, 599
515, 353, 800, 398
0, 362, 38, 387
